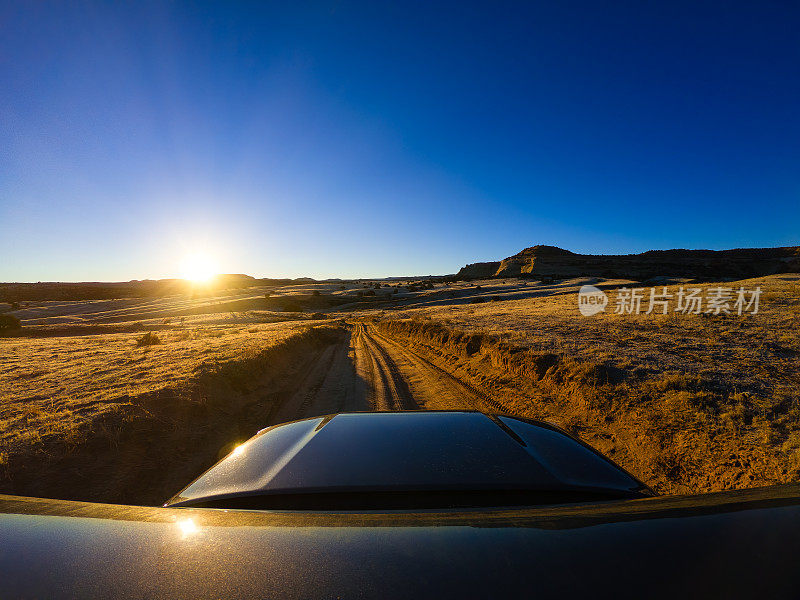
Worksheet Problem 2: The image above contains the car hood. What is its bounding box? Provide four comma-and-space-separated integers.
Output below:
166, 411, 650, 508
3, 485, 800, 599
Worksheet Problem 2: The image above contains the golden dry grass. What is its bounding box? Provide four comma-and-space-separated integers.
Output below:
0, 319, 349, 507
0, 322, 312, 458
379, 274, 800, 494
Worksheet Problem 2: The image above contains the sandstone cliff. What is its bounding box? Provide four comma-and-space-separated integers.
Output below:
456, 261, 502, 279
456, 245, 800, 281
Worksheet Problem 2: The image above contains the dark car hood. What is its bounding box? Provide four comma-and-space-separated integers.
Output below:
3, 485, 800, 599
166, 411, 650, 508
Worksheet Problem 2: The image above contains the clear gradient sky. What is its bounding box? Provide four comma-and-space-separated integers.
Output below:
2, 1, 799, 281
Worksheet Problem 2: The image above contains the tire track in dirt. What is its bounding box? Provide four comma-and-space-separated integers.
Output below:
353, 323, 389, 410
355, 324, 417, 410
268, 329, 368, 424
366, 325, 502, 413
267, 323, 498, 425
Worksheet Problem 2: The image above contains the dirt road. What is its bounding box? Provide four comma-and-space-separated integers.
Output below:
268, 323, 493, 424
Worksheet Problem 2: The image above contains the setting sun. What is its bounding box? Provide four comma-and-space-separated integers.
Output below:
179, 253, 218, 283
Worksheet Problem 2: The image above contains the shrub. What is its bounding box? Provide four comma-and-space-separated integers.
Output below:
310, 312, 325, 320
0, 314, 22, 330
312, 290, 320, 296
135, 332, 162, 346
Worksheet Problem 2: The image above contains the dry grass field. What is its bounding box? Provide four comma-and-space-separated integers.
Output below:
1, 273, 798, 503
0, 321, 311, 455
0, 278, 424, 502
377, 273, 800, 494
0, 313, 344, 504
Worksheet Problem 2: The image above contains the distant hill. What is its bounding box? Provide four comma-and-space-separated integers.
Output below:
456, 244, 800, 281
1, 273, 271, 303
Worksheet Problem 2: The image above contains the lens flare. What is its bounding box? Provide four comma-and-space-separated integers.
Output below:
230, 443, 246, 457
177, 518, 199, 538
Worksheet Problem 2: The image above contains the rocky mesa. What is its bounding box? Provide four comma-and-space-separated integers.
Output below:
457, 245, 800, 281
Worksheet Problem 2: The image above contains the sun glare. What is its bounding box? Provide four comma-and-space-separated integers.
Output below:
180, 253, 218, 283
177, 518, 199, 538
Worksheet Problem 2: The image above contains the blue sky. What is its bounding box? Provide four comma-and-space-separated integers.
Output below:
1, 1, 798, 281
